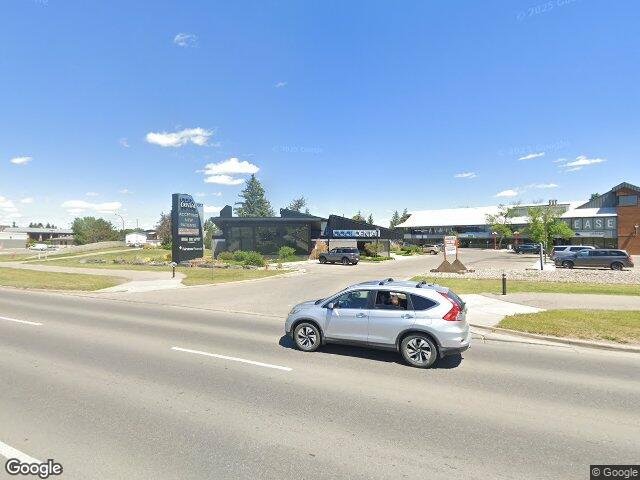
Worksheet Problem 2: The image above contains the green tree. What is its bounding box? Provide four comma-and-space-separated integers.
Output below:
352, 210, 365, 222
485, 204, 515, 248
524, 206, 574, 254
367, 214, 374, 225
286, 196, 309, 213
389, 210, 400, 228
399, 208, 410, 224
156, 212, 172, 246
71, 217, 119, 245
234, 175, 274, 217
589, 193, 600, 201
203, 219, 221, 250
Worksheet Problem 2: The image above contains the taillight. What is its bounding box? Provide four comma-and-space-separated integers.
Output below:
438, 291, 462, 321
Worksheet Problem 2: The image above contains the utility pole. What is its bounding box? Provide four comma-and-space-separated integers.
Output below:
115, 213, 125, 232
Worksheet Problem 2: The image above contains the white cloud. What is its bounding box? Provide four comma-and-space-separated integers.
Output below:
0, 196, 18, 212
556, 155, 606, 172
119, 189, 131, 194
495, 189, 519, 198
553, 158, 567, 163
86, 192, 99, 197
275, 81, 287, 88
20, 197, 34, 204
10, 156, 32, 165
454, 172, 477, 179
203, 157, 259, 175
518, 152, 545, 161
203, 205, 222, 214
119, 138, 130, 148
527, 183, 559, 189
204, 175, 244, 185
7, 212, 22, 218
146, 127, 212, 147
564, 155, 606, 168
195, 192, 222, 198
174, 33, 197, 47
61, 200, 122, 214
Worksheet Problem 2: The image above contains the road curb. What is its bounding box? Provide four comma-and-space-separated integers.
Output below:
470, 323, 640, 353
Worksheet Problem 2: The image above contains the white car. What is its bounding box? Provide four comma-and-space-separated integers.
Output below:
285, 278, 470, 368
29, 243, 48, 251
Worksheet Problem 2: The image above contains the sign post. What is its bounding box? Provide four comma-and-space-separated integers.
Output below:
444, 235, 457, 259
171, 193, 204, 264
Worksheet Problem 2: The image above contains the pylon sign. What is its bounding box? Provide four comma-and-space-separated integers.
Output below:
171, 193, 204, 263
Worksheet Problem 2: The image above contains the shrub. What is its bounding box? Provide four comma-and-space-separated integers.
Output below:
364, 242, 383, 257
233, 250, 265, 267
163, 252, 172, 261
309, 240, 329, 260
218, 251, 235, 262
278, 246, 296, 260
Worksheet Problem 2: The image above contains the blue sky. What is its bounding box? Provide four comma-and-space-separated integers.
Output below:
1, 0, 639, 229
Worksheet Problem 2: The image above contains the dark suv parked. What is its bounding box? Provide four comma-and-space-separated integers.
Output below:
555, 249, 634, 270
514, 243, 543, 254
319, 248, 360, 265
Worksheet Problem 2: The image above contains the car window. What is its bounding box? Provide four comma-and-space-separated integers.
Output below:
569, 247, 586, 252
374, 291, 408, 310
610, 251, 625, 257
333, 290, 370, 309
553, 246, 565, 252
577, 250, 590, 257
410, 294, 437, 311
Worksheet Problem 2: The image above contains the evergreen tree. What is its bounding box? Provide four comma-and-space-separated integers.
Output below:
389, 210, 400, 228
367, 214, 374, 225
234, 175, 274, 217
156, 212, 172, 246
352, 210, 365, 222
399, 208, 410, 224
287, 196, 307, 212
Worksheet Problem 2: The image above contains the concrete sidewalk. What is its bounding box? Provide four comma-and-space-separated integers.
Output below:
461, 294, 543, 327
482, 292, 640, 310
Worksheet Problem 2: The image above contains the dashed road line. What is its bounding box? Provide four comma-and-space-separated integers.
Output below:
171, 346, 292, 372
0, 315, 42, 326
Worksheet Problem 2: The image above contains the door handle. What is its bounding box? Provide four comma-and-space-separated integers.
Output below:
401, 314, 414, 319
356, 313, 367, 318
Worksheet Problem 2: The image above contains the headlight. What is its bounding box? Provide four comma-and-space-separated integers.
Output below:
289, 306, 301, 315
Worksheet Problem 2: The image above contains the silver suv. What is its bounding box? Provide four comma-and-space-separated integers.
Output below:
285, 278, 470, 368
319, 248, 360, 265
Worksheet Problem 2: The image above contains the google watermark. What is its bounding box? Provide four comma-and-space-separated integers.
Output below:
5, 458, 63, 479
516, 0, 581, 21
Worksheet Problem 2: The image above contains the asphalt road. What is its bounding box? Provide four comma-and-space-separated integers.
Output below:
1, 288, 638, 479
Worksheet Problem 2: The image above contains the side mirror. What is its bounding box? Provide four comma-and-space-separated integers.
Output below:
326, 302, 334, 310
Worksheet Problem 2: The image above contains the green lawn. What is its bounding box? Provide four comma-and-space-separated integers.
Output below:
498, 310, 640, 344
30, 248, 172, 270
180, 267, 288, 286
0, 268, 124, 291
411, 276, 640, 296
0, 253, 37, 262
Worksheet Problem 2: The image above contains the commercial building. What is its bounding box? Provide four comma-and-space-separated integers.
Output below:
211, 205, 401, 256
3, 226, 75, 246
397, 182, 640, 254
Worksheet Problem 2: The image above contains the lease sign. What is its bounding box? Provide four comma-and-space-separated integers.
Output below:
444, 235, 457, 256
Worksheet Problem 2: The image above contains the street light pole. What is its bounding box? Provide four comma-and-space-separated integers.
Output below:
115, 213, 125, 232
492, 231, 498, 250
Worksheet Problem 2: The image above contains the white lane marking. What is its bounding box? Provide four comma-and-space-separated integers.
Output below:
0, 440, 41, 463
0, 315, 42, 326
171, 346, 292, 372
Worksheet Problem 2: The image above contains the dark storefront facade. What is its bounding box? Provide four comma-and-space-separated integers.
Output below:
211, 206, 401, 256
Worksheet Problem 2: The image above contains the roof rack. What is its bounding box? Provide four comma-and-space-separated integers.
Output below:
378, 278, 394, 285
416, 280, 428, 288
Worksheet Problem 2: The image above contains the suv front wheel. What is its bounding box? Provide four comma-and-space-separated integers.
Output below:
293, 322, 321, 352
400, 334, 438, 368
562, 260, 574, 269
611, 262, 624, 271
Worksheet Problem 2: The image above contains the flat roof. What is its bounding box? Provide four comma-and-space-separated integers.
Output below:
5, 227, 73, 234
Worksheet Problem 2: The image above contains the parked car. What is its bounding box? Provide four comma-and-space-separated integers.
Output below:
555, 249, 634, 270
29, 243, 48, 251
319, 248, 360, 265
550, 245, 595, 260
423, 244, 440, 255
285, 278, 470, 368
514, 243, 543, 254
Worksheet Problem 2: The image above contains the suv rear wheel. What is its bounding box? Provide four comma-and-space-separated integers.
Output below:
611, 262, 624, 271
342, 257, 350, 265
293, 322, 321, 352
400, 334, 438, 368
562, 260, 574, 269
